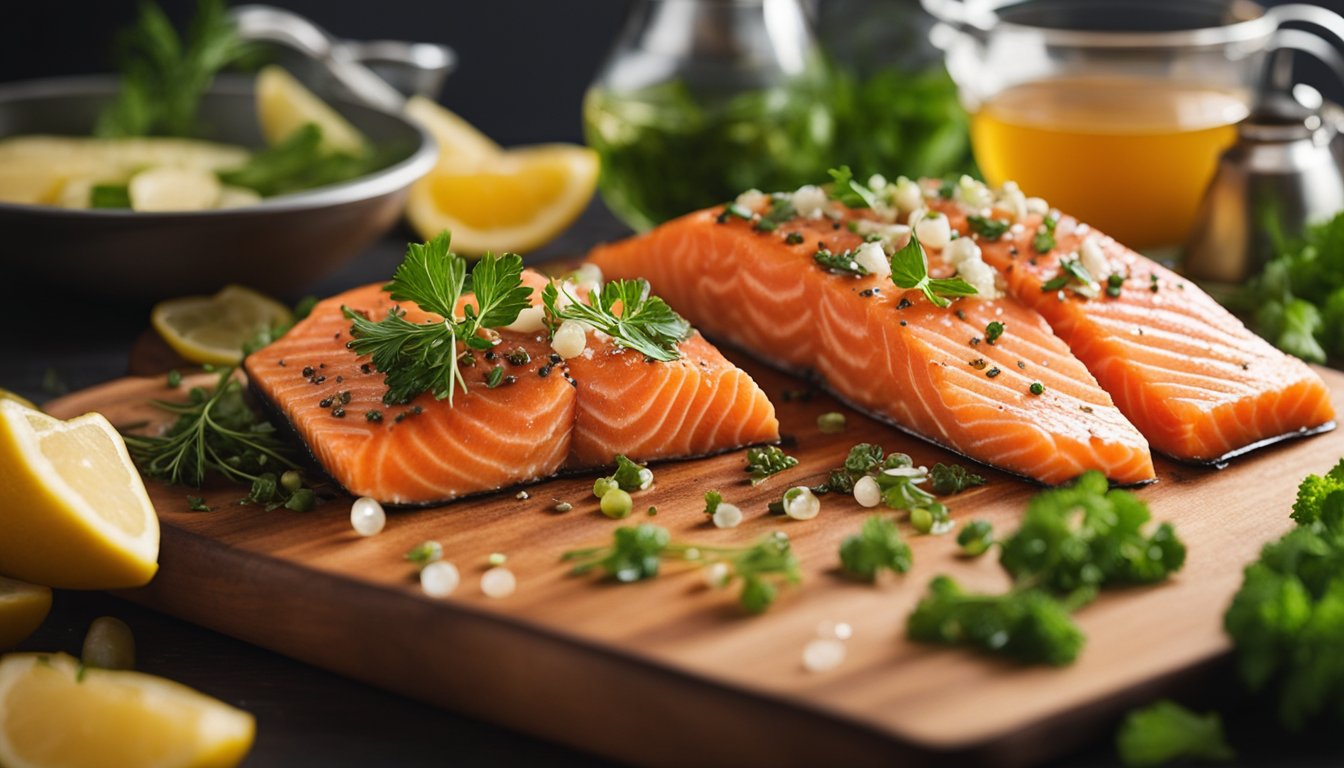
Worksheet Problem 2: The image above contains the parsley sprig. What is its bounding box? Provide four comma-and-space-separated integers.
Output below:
344, 232, 531, 406
891, 235, 979, 308
1041, 257, 1100, 298
543, 279, 691, 362
826, 165, 881, 210
562, 524, 801, 613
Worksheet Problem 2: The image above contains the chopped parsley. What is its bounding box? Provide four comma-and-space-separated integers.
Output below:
826, 165, 880, 210
1041, 257, 1100, 298
967, 214, 1010, 240
985, 321, 1005, 344
814, 246, 867, 276
839, 516, 912, 581
929, 463, 986, 495
1029, 381, 1045, 395
745, 445, 799, 485
1033, 211, 1060, 253
1116, 701, 1235, 767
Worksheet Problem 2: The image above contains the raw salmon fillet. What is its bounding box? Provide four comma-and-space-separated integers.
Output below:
589, 209, 1156, 485
928, 198, 1336, 462
244, 272, 779, 504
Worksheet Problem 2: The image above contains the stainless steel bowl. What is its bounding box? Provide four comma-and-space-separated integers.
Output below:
0, 75, 437, 298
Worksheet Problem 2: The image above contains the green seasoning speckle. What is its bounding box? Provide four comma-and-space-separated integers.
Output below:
1106, 273, 1125, 298
166, 369, 182, 388
785, 231, 805, 245
1150, 274, 1161, 293
1029, 382, 1045, 395
505, 347, 531, 366
985, 321, 1005, 345
814, 246, 867, 276
967, 215, 1010, 240
486, 366, 505, 388
817, 412, 847, 434
716, 203, 753, 224
1033, 211, 1060, 253
986, 367, 1002, 378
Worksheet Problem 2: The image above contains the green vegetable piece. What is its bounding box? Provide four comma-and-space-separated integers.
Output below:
563, 523, 670, 582
280, 470, 302, 493
817, 412, 846, 434
186, 495, 211, 512
1033, 211, 1060, 253
984, 321, 1004, 344
930, 462, 986, 495
554, 501, 573, 513
405, 540, 444, 568
745, 445, 799, 486
610, 454, 651, 492
839, 516, 912, 581
704, 490, 723, 517
1029, 381, 1045, 396
907, 575, 1084, 665
813, 247, 868, 276
957, 520, 994, 557
999, 471, 1187, 596
890, 236, 978, 308
165, 369, 182, 388
593, 476, 619, 499
601, 488, 634, 519
82, 616, 136, 672
485, 366, 505, 388
282, 488, 315, 512
89, 184, 131, 209
1115, 700, 1234, 767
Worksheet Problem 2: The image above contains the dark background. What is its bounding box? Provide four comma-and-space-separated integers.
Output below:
4, 0, 1344, 148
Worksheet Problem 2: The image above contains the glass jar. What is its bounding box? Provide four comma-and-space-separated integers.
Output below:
584, 0, 834, 231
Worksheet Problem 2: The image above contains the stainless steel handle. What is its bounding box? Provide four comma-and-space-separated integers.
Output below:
228, 4, 408, 112
1264, 4, 1344, 95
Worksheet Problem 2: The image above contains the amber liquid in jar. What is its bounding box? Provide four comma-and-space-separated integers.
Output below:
971, 76, 1248, 249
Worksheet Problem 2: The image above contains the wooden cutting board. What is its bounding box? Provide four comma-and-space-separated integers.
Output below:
47, 364, 1344, 768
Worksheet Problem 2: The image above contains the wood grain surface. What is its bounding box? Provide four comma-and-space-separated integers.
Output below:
46, 364, 1344, 767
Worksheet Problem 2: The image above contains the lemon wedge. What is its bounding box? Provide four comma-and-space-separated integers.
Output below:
404, 95, 501, 160
0, 578, 51, 650
0, 388, 37, 411
406, 145, 599, 255
0, 653, 254, 768
151, 285, 293, 365
0, 401, 158, 590
256, 65, 366, 154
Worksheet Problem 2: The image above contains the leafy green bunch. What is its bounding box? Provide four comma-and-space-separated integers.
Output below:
562, 524, 802, 613
908, 471, 1186, 665
541, 279, 691, 362
1224, 459, 1344, 729
1246, 211, 1344, 363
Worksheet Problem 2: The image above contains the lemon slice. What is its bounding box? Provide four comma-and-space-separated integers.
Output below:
0, 400, 158, 590
256, 65, 366, 154
0, 578, 51, 650
404, 95, 501, 160
0, 653, 254, 768
406, 145, 599, 255
151, 285, 293, 365
0, 389, 37, 411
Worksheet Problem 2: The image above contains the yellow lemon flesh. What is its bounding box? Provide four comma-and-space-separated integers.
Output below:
0, 578, 51, 650
151, 285, 293, 366
0, 401, 158, 590
404, 95, 501, 160
255, 65, 366, 154
407, 145, 599, 255
0, 389, 37, 411
0, 653, 254, 768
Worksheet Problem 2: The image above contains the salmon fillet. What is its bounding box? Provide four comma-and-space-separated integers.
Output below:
589, 209, 1155, 485
244, 273, 779, 504
928, 198, 1336, 462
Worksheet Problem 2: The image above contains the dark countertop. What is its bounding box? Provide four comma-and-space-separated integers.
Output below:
7, 201, 1341, 768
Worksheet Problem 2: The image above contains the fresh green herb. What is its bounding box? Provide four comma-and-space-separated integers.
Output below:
1041, 257, 1099, 298
485, 366, 505, 388
957, 520, 994, 556
563, 525, 801, 613
1033, 211, 1060, 253
909, 503, 951, 534
984, 321, 1004, 344
405, 541, 444, 568
716, 203, 753, 223
1224, 459, 1344, 728
593, 477, 619, 499
704, 490, 723, 517
929, 463, 986, 495
1029, 381, 1045, 395
186, 495, 211, 512
1149, 274, 1161, 293
1243, 210, 1344, 362
909, 472, 1185, 665
365, 409, 383, 423
1115, 701, 1235, 767
283, 488, 315, 512
817, 412, 846, 433
542, 279, 691, 362
839, 516, 912, 581
344, 233, 531, 406
826, 165, 880, 210
1106, 273, 1125, 298
646, 506, 657, 516
90, 184, 131, 209
1000, 471, 1186, 600
166, 370, 182, 388
813, 246, 868, 276
890, 235, 979, 308
96, 0, 252, 138
967, 214, 1010, 240
785, 232, 805, 245
754, 194, 797, 232
123, 367, 303, 490
745, 445, 799, 485
601, 454, 652, 492
217, 123, 389, 198
907, 575, 1085, 666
